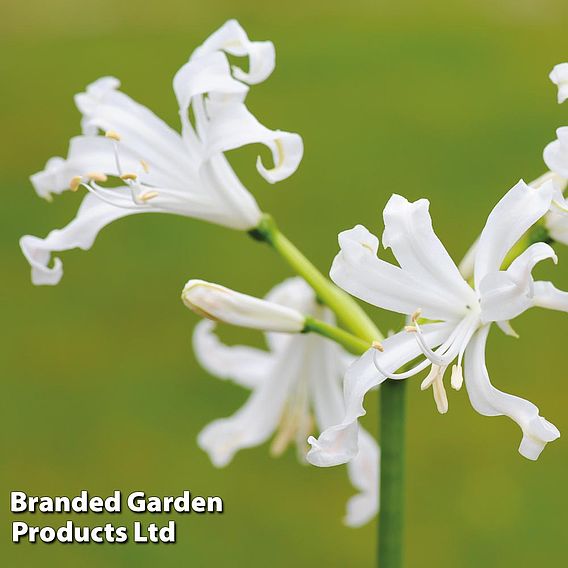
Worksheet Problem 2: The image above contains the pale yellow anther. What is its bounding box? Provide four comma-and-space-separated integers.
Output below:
69, 176, 83, 192
105, 130, 121, 141
404, 325, 417, 333
120, 173, 138, 181
86, 172, 108, 183
140, 160, 150, 173
372, 340, 384, 352
139, 191, 159, 202
411, 308, 422, 323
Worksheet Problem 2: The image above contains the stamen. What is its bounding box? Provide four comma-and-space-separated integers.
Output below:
86, 172, 108, 183
139, 191, 159, 203
105, 130, 121, 141
69, 176, 83, 192
140, 160, 150, 173
432, 375, 449, 414
372, 340, 384, 352
81, 182, 144, 211
411, 308, 422, 323
120, 173, 138, 181
451, 364, 463, 390
405, 325, 417, 332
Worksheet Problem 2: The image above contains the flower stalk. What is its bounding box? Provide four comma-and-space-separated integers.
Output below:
251, 214, 382, 343
303, 316, 371, 355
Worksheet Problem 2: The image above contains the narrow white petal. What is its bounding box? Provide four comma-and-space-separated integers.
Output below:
543, 133, 568, 180
464, 326, 560, 460
204, 99, 303, 183
474, 180, 555, 287
20, 193, 145, 285
382, 194, 476, 307
532, 281, 568, 312
307, 323, 453, 467
479, 242, 557, 322
345, 428, 379, 528
545, 208, 568, 246
458, 237, 478, 281
197, 339, 302, 467
549, 62, 568, 104
191, 19, 275, 85
193, 320, 274, 388
330, 225, 472, 320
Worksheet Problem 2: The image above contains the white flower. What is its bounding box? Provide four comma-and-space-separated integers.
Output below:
20, 20, 303, 286
549, 62, 568, 104
193, 278, 379, 527
181, 279, 306, 332
308, 180, 567, 468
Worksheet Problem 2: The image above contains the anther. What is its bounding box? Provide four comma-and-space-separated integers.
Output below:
372, 340, 384, 352
451, 364, 463, 390
105, 130, 121, 141
120, 173, 138, 181
140, 160, 150, 173
139, 191, 159, 202
405, 325, 417, 333
86, 172, 108, 183
411, 308, 422, 323
69, 176, 83, 192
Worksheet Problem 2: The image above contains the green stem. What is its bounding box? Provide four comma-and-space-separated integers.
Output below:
250, 214, 382, 343
378, 379, 406, 568
304, 316, 370, 355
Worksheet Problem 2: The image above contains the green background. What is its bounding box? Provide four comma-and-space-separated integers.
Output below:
1, 0, 567, 566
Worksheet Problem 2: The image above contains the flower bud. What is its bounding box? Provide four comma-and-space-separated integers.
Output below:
181, 279, 306, 332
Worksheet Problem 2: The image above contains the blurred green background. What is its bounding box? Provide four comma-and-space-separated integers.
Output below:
1, 0, 568, 566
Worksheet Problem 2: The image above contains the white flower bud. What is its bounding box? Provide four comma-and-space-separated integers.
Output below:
549, 62, 568, 104
181, 279, 306, 332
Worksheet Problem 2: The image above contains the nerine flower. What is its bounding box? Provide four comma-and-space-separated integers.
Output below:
308, 180, 567, 468
20, 20, 303, 285
189, 278, 379, 527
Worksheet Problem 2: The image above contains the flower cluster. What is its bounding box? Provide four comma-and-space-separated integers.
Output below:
22, 21, 568, 528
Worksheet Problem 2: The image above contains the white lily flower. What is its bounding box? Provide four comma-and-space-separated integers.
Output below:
181, 279, 306, 332
193, 278, 379, 527
549, 62, 568, 104
20, 20, 303, 286
308, 180, 566, 468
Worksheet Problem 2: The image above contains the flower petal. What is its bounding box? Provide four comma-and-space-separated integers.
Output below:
197, 338, 302, 467
330, 225, 471, 321
479, 242, 558, 322
532, 281, 568, 312
464, 325, 560, 460
382, 194, 477, 308
345, 427, 379, 528
76, 78, 193, 188
307, 323, 453, 467
193, 320, 274, 388
545, 208, 568, 246
549, 62, 568, 104
20, 193, 146, 285
192, 19, 275, 85
204, 98, 303, 184
474, 180, 555, 288
543, 129, 568, 179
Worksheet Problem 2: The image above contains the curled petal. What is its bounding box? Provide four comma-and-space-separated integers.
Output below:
545, 208, 568, 246
345, 428, 379, 528
205, 99, 303, 183
192, 19, 275, 85
193, 320, 274, 388
549, 62, 568, 104
479, 242, 558, 322
307, 323, 453, 467
474, 180, 555, 288
330, 225, 470, 321
464, 325, 560, 460
544, 128, 568, 181
20, 193, 145, 285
